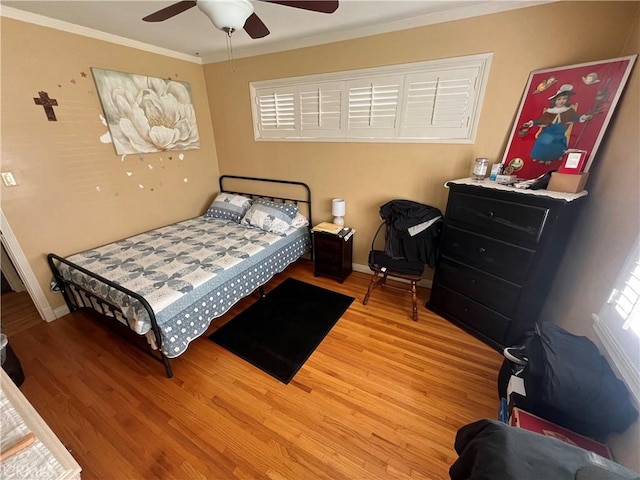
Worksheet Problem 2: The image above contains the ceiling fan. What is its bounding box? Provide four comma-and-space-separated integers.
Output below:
143, 0, 339, 39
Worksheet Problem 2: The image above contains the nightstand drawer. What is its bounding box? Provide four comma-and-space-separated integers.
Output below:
315, 262, 343, 277
313, 234, 343, 253
315, 250, 341, 264
436, 257, 521, 317
447, 192, 550, 247
440, 225, 534, 284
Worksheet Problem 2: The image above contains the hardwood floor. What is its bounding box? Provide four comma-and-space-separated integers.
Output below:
1, 290, 43, 336
2, 260, 503, 480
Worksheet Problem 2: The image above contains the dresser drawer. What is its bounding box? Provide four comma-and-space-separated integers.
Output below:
429, 285, 511, 345
447, 192, 550, 247
436, 257, 521, 317
440, 225, 534, 284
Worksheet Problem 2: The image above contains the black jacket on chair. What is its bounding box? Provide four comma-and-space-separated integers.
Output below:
379, 200, 442, 268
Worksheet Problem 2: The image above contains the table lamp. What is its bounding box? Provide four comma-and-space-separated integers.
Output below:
332, 198, 346, 227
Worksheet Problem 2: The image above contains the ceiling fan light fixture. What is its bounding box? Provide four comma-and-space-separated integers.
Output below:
197, 0, 254, 33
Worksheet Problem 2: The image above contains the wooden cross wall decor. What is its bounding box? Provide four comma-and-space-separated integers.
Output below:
33, 91, 58, 121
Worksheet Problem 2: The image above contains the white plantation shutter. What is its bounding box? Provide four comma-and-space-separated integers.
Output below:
612, 256, 640, 335
255, 87, 297, 138
593, 236, 640, 406
400, 68, 478, 139
250, 53, 492, 142
300, 82, 342, 137
347, 76, 402, 138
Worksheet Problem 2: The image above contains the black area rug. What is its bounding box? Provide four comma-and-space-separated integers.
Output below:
209, 278, 354, 384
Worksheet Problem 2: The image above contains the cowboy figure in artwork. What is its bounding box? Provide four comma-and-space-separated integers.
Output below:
520, 84, 593, 164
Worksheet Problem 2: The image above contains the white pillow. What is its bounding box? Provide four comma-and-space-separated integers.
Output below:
241, 199, 298, 235
291, 212, 309, 228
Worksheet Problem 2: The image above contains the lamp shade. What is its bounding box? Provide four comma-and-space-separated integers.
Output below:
332, 198, 346, 217
197, 0, 253, 32
332, 198, 346, 226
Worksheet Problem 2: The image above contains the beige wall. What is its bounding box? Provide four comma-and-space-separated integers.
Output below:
0, 18, 220, 309
204, 1, 637, 277
204, 1, 639, 468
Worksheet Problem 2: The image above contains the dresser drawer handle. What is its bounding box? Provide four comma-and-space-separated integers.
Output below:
486, 211, 495, 218
479, 247, 486, 253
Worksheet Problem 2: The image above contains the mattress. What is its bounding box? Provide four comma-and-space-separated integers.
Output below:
57, 216, 310, 357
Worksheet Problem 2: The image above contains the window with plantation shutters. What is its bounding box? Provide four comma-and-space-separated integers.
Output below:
347, 76, 402, 138
399, 68, 479, 139
593, 235, 640, 406
299, 82, 342, 137
250, 53, 492, 142
255, 88, 297, 138
612, 256, 640, 336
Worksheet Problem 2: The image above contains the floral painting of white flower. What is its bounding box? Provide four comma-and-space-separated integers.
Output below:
92, 68, 200, 155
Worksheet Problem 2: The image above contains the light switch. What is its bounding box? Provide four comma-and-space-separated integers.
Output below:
1, 172, 18, 187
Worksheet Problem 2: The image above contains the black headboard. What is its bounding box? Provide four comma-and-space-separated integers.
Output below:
219, 175, 312, 228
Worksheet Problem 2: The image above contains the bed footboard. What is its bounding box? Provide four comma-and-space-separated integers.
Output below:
47, 253, 173, 378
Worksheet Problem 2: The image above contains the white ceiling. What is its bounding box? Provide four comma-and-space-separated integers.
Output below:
1, 0, 550, 63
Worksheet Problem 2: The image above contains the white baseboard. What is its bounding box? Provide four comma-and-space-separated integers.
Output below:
53, 304, 71, 319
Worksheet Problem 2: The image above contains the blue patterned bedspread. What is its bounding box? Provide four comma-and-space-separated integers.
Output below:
58, 216, 310, 357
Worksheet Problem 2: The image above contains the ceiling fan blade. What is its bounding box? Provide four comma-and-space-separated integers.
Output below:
244, 13, 270, 39
258, 0, 338, 14
142, 1, 198, 22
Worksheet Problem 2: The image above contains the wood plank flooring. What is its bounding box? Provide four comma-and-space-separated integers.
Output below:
1, 260, 503, 480
1, 291, 43, 335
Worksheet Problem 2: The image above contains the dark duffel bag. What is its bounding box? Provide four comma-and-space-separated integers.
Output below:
521, 322, 637, 440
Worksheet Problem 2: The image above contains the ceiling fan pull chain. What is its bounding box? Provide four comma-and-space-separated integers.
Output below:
225, 31, 236, 72
227, 31, 233, 60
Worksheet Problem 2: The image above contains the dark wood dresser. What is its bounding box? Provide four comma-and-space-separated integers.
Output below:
427, 179, 586, 350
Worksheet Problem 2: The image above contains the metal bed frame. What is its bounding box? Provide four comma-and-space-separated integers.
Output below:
47, 175, 312, 378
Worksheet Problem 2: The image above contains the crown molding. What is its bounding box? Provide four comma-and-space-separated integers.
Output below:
0, 5, 203, 64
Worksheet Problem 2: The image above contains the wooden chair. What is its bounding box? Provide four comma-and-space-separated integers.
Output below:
363, 266, 423, 321
362, 223, 425, 321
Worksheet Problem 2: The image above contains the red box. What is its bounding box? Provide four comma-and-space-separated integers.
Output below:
558, 150, 588, 174
509, 408, 611, 459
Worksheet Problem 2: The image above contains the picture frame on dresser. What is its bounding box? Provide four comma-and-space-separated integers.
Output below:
501, 55, 636, 180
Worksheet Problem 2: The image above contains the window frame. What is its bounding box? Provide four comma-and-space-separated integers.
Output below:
250, 53, 492, 143
593, 235, 640, 408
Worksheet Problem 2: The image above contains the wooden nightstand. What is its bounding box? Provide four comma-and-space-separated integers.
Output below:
312, 230, 353, 283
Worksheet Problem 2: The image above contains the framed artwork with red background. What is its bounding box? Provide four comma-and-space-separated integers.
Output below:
501, 55, 636, 180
